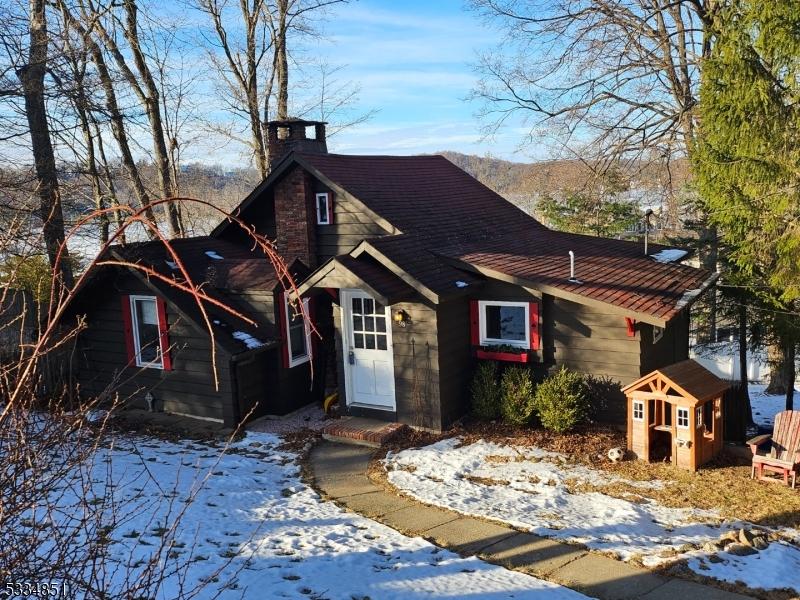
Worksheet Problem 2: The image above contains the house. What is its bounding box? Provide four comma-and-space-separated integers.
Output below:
68, 237, 317, 425
70, 118, 716, 431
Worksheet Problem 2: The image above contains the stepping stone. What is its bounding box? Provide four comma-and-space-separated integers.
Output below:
379, 505, 460, 536
552, 554, 665, 599
480, 532, 587, 577
340, 491, 414, 518
423, 516, 517, 555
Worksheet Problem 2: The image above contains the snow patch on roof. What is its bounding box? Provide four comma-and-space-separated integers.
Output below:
205, 250, 224, 260
650, 248, 688, 263
455, 280, 469, 288
676, 288, 702, 310
232, 330, 264, 349
165, 260, 178, 270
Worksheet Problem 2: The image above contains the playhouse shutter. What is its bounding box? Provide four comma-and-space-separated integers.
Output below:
278, 292, 289, 368
120, 295, 135, 364
469, 300, 480, 345
156, 297, 172, 371
327, 194, 334, 225
529, 301, 540, 350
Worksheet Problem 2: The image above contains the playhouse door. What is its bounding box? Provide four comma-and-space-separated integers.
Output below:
341, 290, 396, 410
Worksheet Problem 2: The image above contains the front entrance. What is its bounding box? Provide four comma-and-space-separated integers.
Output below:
340, 290, 396, 410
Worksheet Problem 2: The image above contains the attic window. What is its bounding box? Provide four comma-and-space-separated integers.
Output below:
652, 326, 664, 344
315, 192, 333, 225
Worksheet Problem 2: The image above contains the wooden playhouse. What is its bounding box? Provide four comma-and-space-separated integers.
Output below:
622, 359, 729, 471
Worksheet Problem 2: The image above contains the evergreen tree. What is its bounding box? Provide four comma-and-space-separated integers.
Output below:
694, 1, 800, 409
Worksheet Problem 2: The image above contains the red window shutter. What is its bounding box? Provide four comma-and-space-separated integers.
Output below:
278, 292, 289, 368
120, 295, 135, 365
307, 296, 316, 360
469, 300, 480, 346
327, 194, 334, 225
156, 297, 172, 371
625, 317, 636, 337
529, 301, 540, 350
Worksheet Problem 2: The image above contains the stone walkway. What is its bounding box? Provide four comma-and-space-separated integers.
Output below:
309, 441, 756, 600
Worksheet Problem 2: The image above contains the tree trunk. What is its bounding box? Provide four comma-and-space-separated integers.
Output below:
275, 0, 289, 120
785, 342, 796, 411
122, 0, 184, 238
58, 2, 158, 237
766, 341, 787, 395
92, 117, 126, 245
18, 0, 73, 289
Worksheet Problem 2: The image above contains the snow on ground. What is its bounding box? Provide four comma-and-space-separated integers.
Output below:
384, 438, 800, 594
749, 383, 798, 428
32, 430, 589, 600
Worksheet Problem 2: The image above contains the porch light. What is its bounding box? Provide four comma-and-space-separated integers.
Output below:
393, 309, 410, 328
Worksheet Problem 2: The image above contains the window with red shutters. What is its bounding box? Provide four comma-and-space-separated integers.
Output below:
123, 294, 171, 370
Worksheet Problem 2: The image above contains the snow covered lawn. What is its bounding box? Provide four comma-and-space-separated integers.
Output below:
384, 438, 800, 596
749, 383, 798, 428
33, 430, 590, 599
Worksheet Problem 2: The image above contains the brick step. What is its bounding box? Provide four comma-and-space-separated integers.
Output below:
321, 417, 407, 448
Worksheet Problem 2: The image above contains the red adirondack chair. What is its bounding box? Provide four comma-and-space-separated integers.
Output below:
748, 410, 800, 489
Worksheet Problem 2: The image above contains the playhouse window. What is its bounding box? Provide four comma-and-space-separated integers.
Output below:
285, 294, 311, 367
677, 407, 690, 429
130, 296, 163, 368
632, 400, 644, 421
316, 192, 332, 225
479, 301, 529, 349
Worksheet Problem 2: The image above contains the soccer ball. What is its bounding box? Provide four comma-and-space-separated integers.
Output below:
607, 447, 625, 463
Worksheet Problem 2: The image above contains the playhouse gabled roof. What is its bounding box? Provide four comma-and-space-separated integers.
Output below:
622, 359, 730, 404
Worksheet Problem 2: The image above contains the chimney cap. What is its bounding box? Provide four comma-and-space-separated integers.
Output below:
268, 118, 328, 127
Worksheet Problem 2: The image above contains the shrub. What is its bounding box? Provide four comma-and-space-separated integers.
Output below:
470, 361, 500, 420
499, 366, 536, 425
583, 374, 619, 419
533, 367, 591, 433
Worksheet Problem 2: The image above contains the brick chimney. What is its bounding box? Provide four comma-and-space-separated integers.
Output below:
274, 164, 317, 268
267, 119, 327, 169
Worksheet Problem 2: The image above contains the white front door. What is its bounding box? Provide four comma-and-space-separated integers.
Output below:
341, 290, 396, 410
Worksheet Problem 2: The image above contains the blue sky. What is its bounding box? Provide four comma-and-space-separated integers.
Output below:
290, 0, 541, 161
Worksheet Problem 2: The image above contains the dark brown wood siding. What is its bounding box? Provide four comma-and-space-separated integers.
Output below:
313, 184, 390, 262
74, 272, 235, 424
639, 312, 690, 374
436, 296, 471, 428
545, 295, 642, 423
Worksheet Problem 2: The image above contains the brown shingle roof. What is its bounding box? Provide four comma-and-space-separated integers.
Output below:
296, 153, 712, 322
106, 237, 280, 353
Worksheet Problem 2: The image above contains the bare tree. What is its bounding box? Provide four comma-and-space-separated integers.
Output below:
9, 0, 74, 288
78, 0, 185, 237
470, 0, 716, 166
57, 0, 160, 238
197, 0, 348, 178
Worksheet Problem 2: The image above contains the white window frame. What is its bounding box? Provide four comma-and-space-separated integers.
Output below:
632, 400, 644, 422
130, 295, 163, 369
285, 293, 311, 367
315, 192, 331, 225
697, 407, 704, 428
676, 407, 690, 429
478, 300, 530, 349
